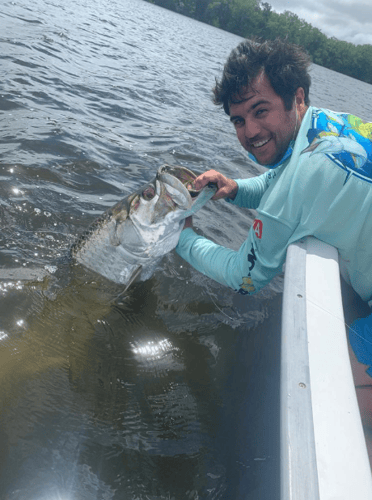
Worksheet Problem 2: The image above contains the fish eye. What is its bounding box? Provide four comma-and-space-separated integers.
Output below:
142, 187, 155, 201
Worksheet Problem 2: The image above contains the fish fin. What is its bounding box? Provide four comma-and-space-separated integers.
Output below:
113, 266, 143, 303
123, 265, 143, 292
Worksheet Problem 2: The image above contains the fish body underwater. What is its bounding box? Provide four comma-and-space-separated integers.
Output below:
71, 164, 216, 286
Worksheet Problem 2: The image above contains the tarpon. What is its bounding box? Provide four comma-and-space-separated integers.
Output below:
71, 164, 216, 287
0, 166, 220, 495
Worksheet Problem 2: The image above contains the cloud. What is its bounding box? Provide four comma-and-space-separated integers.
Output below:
326, 0, 372, 25
267, 0, 372, 45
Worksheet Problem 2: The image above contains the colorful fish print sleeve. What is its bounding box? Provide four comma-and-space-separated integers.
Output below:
176, 107, 372, 301
303, 109, 372, 183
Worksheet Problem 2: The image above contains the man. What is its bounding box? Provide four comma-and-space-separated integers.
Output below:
176, 38, 372, 463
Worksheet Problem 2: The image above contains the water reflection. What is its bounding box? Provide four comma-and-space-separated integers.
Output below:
131, 338, 176, 358
0, 331, 8, 341
0, 280, 23, 293
0, 264, 230, 498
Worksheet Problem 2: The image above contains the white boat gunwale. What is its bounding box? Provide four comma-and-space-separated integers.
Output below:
281, 236, 372, 499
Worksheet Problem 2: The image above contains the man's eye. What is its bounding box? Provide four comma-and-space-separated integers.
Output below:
256, 109, 267, 117
233, 119, 244, 127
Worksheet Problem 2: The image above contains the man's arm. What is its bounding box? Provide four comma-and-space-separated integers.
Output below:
177, 212, 296, 295
192, 169, 271, 208
183, 169, 270, 230
183, 170, 271, 229
226, 173, 271, 209
178, 168, 284, 294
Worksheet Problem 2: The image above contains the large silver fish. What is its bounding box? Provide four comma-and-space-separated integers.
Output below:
71, 164, 216, 287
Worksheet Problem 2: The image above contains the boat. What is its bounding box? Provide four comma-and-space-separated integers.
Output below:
281, 236, 372, 498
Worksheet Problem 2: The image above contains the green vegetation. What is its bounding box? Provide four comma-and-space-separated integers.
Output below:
146, 0, 372, 85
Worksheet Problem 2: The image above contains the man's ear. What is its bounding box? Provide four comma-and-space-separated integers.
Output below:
295, 87, 307, 118
295, 87, 305, 105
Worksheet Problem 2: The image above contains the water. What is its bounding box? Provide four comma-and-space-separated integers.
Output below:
1, 0, 372, 498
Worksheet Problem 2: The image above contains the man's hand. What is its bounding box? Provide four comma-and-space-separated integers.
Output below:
181, 170, 237, 231
194, 170, 238, 201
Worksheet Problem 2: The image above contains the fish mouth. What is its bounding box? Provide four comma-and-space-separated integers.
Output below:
157, 164, 198, 211
159, 164, 197, 183
156, 164, 217, 218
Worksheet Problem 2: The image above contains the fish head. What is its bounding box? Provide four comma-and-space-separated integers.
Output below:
125, 164, 197, 228
111, 165, 201, 260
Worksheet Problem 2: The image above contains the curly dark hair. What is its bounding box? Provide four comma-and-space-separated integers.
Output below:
213, 38, 312, 115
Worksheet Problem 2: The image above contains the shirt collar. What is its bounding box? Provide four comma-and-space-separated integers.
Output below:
247, 140, 295, 169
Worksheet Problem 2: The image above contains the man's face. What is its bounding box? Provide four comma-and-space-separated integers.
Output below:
229, 72, 306, 166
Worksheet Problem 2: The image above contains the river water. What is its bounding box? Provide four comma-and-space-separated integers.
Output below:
1, 1, 372, 499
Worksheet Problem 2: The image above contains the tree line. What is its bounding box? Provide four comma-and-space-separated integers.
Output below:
145, 0, 372, 85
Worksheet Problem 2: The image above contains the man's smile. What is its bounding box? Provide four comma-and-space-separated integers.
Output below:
251, 137, 271, 148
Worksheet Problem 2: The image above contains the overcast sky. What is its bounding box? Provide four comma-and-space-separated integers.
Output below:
267, 0, 372, 46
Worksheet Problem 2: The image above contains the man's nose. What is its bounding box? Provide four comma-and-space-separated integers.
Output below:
244, 119, 260, 140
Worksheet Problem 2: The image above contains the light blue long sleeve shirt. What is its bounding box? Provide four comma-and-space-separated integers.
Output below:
176, 107, 372, 302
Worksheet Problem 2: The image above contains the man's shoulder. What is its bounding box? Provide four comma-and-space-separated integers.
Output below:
305, 106, 370, 136
299, 106, 372, 183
